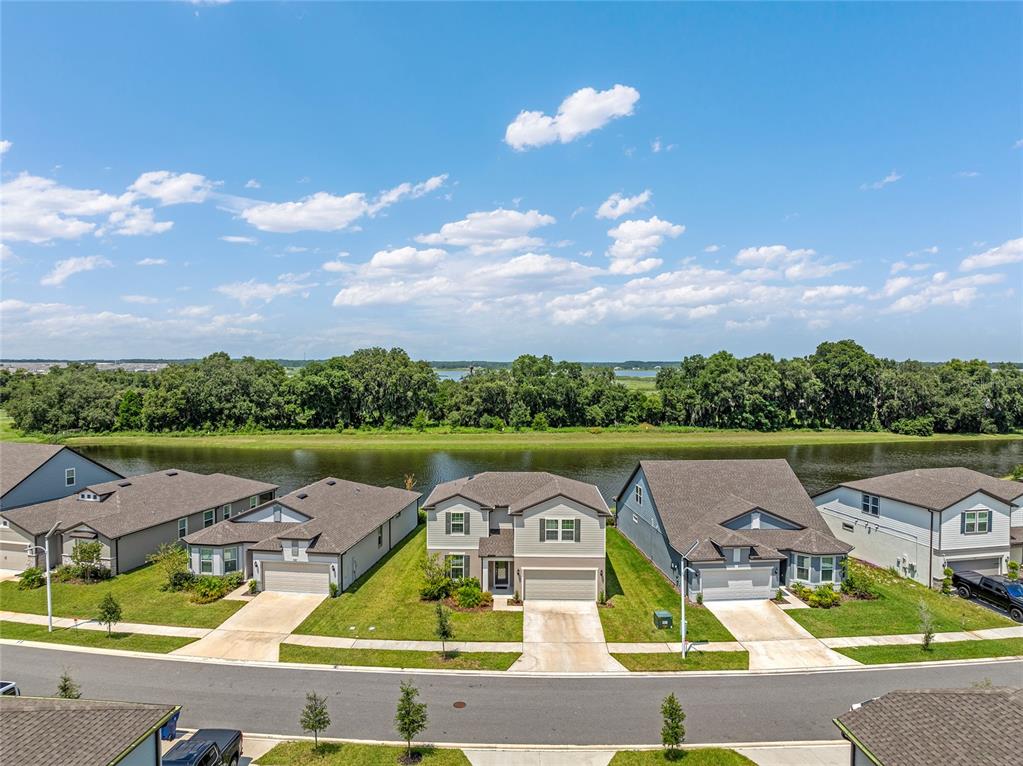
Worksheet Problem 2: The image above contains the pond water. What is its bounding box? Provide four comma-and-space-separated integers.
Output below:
77, 438, 1023, 500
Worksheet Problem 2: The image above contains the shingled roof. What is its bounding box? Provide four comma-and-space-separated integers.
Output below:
625, 459, 850, 562
834, 687, 1022, 765
0, 443, 120, 500
0, 696, 179, 766
422, 471, 610, 516
833, 467, 1023, 510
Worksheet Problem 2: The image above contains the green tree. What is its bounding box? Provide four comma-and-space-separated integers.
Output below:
1007, 561, 1020, 582
97, 593, 122, 636
115, 388, 145, 431
435, 602, 454, 658
919, 600, 935, 651
811, 340, 879, 429
56, 670, 81, 699
660, 692, 686, 757
146, 542, 188, 588
299, 691, 331, 749
71, 540, 105, 583
394, 681, 429, 761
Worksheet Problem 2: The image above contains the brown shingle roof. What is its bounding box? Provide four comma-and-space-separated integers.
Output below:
184, 520, 301, 546
836, 467, 1023, 510
0, 696, 179, 766
478, 527, 515, 557
835, 688, 1023, 765
422, 471, 610, 516
1, 443, 66, 497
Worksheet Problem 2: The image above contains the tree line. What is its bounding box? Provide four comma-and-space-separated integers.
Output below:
1, 341, 1020, 436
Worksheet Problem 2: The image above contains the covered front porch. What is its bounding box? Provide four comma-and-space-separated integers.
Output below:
481, 557, 515, 595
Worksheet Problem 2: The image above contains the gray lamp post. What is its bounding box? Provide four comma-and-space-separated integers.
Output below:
25, 520, 61, 632
677, 540, 699, 659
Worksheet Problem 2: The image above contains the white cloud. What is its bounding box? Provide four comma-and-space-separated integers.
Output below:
1014, 139, 1023, 149
221, 235, 258, 244
0, 140, 11, 154
0, 243, 14, 262
136, 258, 167, 266
959, 237, 1023, 271
906, 246, 938, 258
175, 305, 212, 317
416, 208, 555, 255
239, 174, 446, 233
321, 258, 354, 273
333, 276, 455, 307
596, 190, 652, 220
361, 246, 446, 275
102, 207, 173, 236
129, 171, 216, 205
801, 285, 868, 303
605, 216, 684, 274
283, 245, 307, 253
860, 170, 902, 191
704, 244, 721, 253
733, 244, 849, 281
880, 276, 917, 297
470, 252, 600, 281
121, 294, 160, 304
885, 272, 1004, 313
216, 272, 317, 304
504, 84, 640, 150
40, 255, 112, 286
955, 170, 980, 178
890, 260, 931, 275
244, 179, 261, 189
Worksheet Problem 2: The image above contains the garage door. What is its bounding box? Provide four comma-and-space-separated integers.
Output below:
261, 562, 330, 594
700, 566, 773, 601
523, 569, 596, 600
948, 558, 1002, 576
0, 543, 28, 572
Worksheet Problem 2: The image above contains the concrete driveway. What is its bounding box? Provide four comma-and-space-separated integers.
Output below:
174, 591, 325, 662
0, 569, 23, 583
509, 601, 625, 673
705, 599, 858, 670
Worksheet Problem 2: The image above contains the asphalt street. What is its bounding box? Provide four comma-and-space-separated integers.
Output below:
3, 645, 1021, 746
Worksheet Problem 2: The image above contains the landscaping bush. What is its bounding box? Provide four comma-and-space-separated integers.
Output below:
248, 578, 259, 595
54, 562, 112, 583
840, 560, 881, 600
452, 576, 481, 591
53, 565, 78, 583
789, 582, 812, 602
70, 540, 109, 583
419, 553, 452, 600
168, 570, 196, 592
941, 566, 954, 595
454, 581, 492, 609
189, 573, 242, 604
329, 582, 340, 598
18, 567, 45, 590
147, 543, 189, 590
807, 583, 841, 609
889, 416, 934, 437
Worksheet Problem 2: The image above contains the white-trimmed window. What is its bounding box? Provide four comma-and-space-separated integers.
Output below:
795, 555, 810, 581
291, 540, 299, 557
963, 510, 991, 535
249, 495, 259, 509
450, 512, 465, 535
377, 525, 384, 548
203, 510, 215, 528
446, 555, 465, 580
544, 518, 560, 541
560, 519, 576, 541
65, 468, 76, 487
200, 548, 213, 574
635, 484, 643, 505
821, 556, 835, 582
273, 506, 282, 522
177, 517, 188, 539
861, 494, 880, 516
222, 504, 232, 520
223, 547, 239, 574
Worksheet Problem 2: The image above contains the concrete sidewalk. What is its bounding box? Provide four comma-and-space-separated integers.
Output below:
822, 624, 1023, 648
285, 633, 522, 652
0, 610, 210, 638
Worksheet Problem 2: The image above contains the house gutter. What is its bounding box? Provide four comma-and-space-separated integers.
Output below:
832, 719, 882, 766
110, 705, 181, 765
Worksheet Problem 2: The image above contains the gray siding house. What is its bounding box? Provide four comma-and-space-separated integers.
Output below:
616, 459, 851, 601
184, 477, 420, 594
423, 471, 611, 600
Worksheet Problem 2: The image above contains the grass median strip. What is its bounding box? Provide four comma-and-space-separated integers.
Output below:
611, 650, 749, 672
279, 643, 520, 671
257, 741, 470, 765
610, 748, 756, 765
0, 620, 196, 653
835, 638, 1023, 665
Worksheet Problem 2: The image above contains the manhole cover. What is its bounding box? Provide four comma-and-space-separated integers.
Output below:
453, 701, 466, 709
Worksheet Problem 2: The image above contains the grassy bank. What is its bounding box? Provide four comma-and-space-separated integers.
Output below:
610, 749, 756, 765
612, 650, 749, 672
279, 644, 520, 670
835, 638, 1023, 664
0, 620, 195, 653
258, 741, 469, 765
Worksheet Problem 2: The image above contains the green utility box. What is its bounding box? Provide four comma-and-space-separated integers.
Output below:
653, 609, 673, 630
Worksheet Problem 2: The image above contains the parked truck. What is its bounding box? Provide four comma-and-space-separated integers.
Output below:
952, 570, 1023, 622
162, 729, 243, 766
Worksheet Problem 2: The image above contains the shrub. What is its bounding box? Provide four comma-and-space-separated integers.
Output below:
1008, 561, 1020, 582
807, 584, 841, 609
147, 543, 189, 590
480, 415, 506, 432
789, 582, 813, 601
531, 412, 550, 431
329, 582, 340, 598
53, 565, 78, 583
1011, 464, 1023, 481
452, 576, 481, 591
598, 590, 607, 605
168, 570, 196, 592
941, 566, 954, 594
889, 416, 934, 437
919, 600, 935, 651
248, 578, 259, 595
70, 540, 107, 583
695, 592, 703, 606
419, 554, 452, 601
189, 575, 236, 604
412, 410, 429, 432
454, 583, 486, 609
840, 560, 881, 600
18, 567, 45, 590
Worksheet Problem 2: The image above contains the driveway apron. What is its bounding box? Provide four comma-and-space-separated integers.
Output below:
174, 591, 325, 662
510, 601, 626, 673
704, 599, 859, 670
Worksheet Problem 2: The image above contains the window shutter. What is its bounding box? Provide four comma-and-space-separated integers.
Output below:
574, 521, 581, 543
464, 514, 470, 536
463, 555, 470, 576
540, 518, 545, 543
960, 513, 966, 534
986, 511, 992, 532
445, 512, 451, 535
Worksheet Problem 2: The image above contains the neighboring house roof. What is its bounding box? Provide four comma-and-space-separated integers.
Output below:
205, 477, 421, 556
624, 459, 851, 562
422, 471, 610, 516
478, 527, 514, 557
0, 469, 277, 537
0, 442, 121, 499
833, 687, 1022, 766
0, 696, 179, 766
829, 467, 1023, 511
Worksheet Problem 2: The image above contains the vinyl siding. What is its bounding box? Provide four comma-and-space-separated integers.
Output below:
426, 498, 486, 551
430, 546, 482, 581
241, 502, 310, 523
937, 492, 1011, 554
513, 497, 606, 558
615, 468, 682, 584
1, 449, 121, 511
722, 510, 800, 531
189, 543, 250, 577
116, 732, 161, 766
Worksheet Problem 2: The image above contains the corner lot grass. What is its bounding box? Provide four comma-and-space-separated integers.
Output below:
295, 526, 522, 641
786, 567, 1015, 638
835, 638, 1023, 664
612, 650, 749, 672
279, 643, 520, 671
610, 749, 756, 765
259, 741, 469, 765
0, 565, 243, 628
0, 620, 195, 653
600, 529, 733, 643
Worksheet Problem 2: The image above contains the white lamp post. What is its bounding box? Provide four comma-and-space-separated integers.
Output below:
25, 521, 61, 632
678, 540, 700, 659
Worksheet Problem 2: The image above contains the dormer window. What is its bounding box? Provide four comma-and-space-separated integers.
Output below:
273, 506, 282, 522
291, 540, 299, 557
78, 492, 99, 502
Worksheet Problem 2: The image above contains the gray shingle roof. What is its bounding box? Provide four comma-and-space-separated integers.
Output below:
0, 469, 277, 537
0, 696, 179, 766
243, 477, 421, 555
629, 459, 848, 562
0, 443, 97, 498
836, 467, 1023, 510
835, 687, 1023, 765
184, 520, 301, 546
478, 527, 515, 557
422, 471, 610, 516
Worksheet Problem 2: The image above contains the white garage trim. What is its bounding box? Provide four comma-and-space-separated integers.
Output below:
946, 557, 1003, 576
522, 567, 596, 600
699, 566, 773, 601
261, 561, 330, 594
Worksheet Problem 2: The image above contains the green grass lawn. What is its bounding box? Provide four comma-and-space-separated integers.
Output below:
835, 638, 1023, 664
610, 749, 756, 765
279, 643, 520, 670
0, 620, 195, 653
612, 650, 749, 672
0, 565, 243, 628
295, 527, 522, 641
786, 566, 1015, 638
600, 529, 734, 643
258, 741, 469, 765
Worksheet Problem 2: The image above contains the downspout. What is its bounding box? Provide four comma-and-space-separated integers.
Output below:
928, 511, 934, 586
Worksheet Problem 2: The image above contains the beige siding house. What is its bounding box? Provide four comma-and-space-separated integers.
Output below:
423, 471, 611, 601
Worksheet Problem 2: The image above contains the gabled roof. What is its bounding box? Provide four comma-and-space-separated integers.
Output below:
624, 459, 848, 562
834, 688, 1022, 765
0, 696, 179, 766
422, 471, 610, 516
829, 467, 1023, 511
0, 442, 121, 499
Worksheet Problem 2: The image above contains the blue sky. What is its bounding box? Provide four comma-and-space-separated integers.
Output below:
1, 2, 1021, 361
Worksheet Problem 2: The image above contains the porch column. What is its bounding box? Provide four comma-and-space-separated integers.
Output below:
481, 559, 488, 591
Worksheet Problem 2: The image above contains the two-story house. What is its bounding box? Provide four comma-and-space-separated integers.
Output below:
814, 467, 1023, 586
422, 471, 611, 601
616, 459, 852, 601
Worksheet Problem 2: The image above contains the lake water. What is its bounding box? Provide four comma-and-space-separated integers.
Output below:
76, 438, 1023, 500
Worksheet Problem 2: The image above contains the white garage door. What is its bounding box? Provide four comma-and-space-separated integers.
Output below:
0, 543, 28, 572
262, 562, 330, 594
524, 569, 596, 600
700, 566, 773, 601
948, 558, 1002, 576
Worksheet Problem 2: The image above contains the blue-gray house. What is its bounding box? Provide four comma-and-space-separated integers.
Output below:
615, 459, 851, 600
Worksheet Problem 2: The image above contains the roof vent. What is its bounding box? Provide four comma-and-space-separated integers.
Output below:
326, 480, 336, 486
296, 492, 309, 500
117, 481, 132, 488
165, 470, 178, 477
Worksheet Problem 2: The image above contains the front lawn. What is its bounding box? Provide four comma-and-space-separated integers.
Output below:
610, 749, 756, 765
786, 563, 1015, 638
258, 741, 469, 765
279, 643, 520, 671
612, 650, 749, 672
0, 620, 196, 653
600, 529, 734, 643
295, 526, 522, 641
0, 564, 243, 628
835, 638, 1023, 664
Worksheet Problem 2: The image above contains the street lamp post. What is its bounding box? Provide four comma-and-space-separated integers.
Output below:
26, 521, 61, 632
678, 540, 700, 659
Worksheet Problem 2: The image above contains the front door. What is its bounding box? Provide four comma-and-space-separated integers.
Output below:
494, 561, 510, 588
778, 558, 787, 585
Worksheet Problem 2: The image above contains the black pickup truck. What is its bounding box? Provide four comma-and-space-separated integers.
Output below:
952, 571, 1023, 622
163, 729, 243, 766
